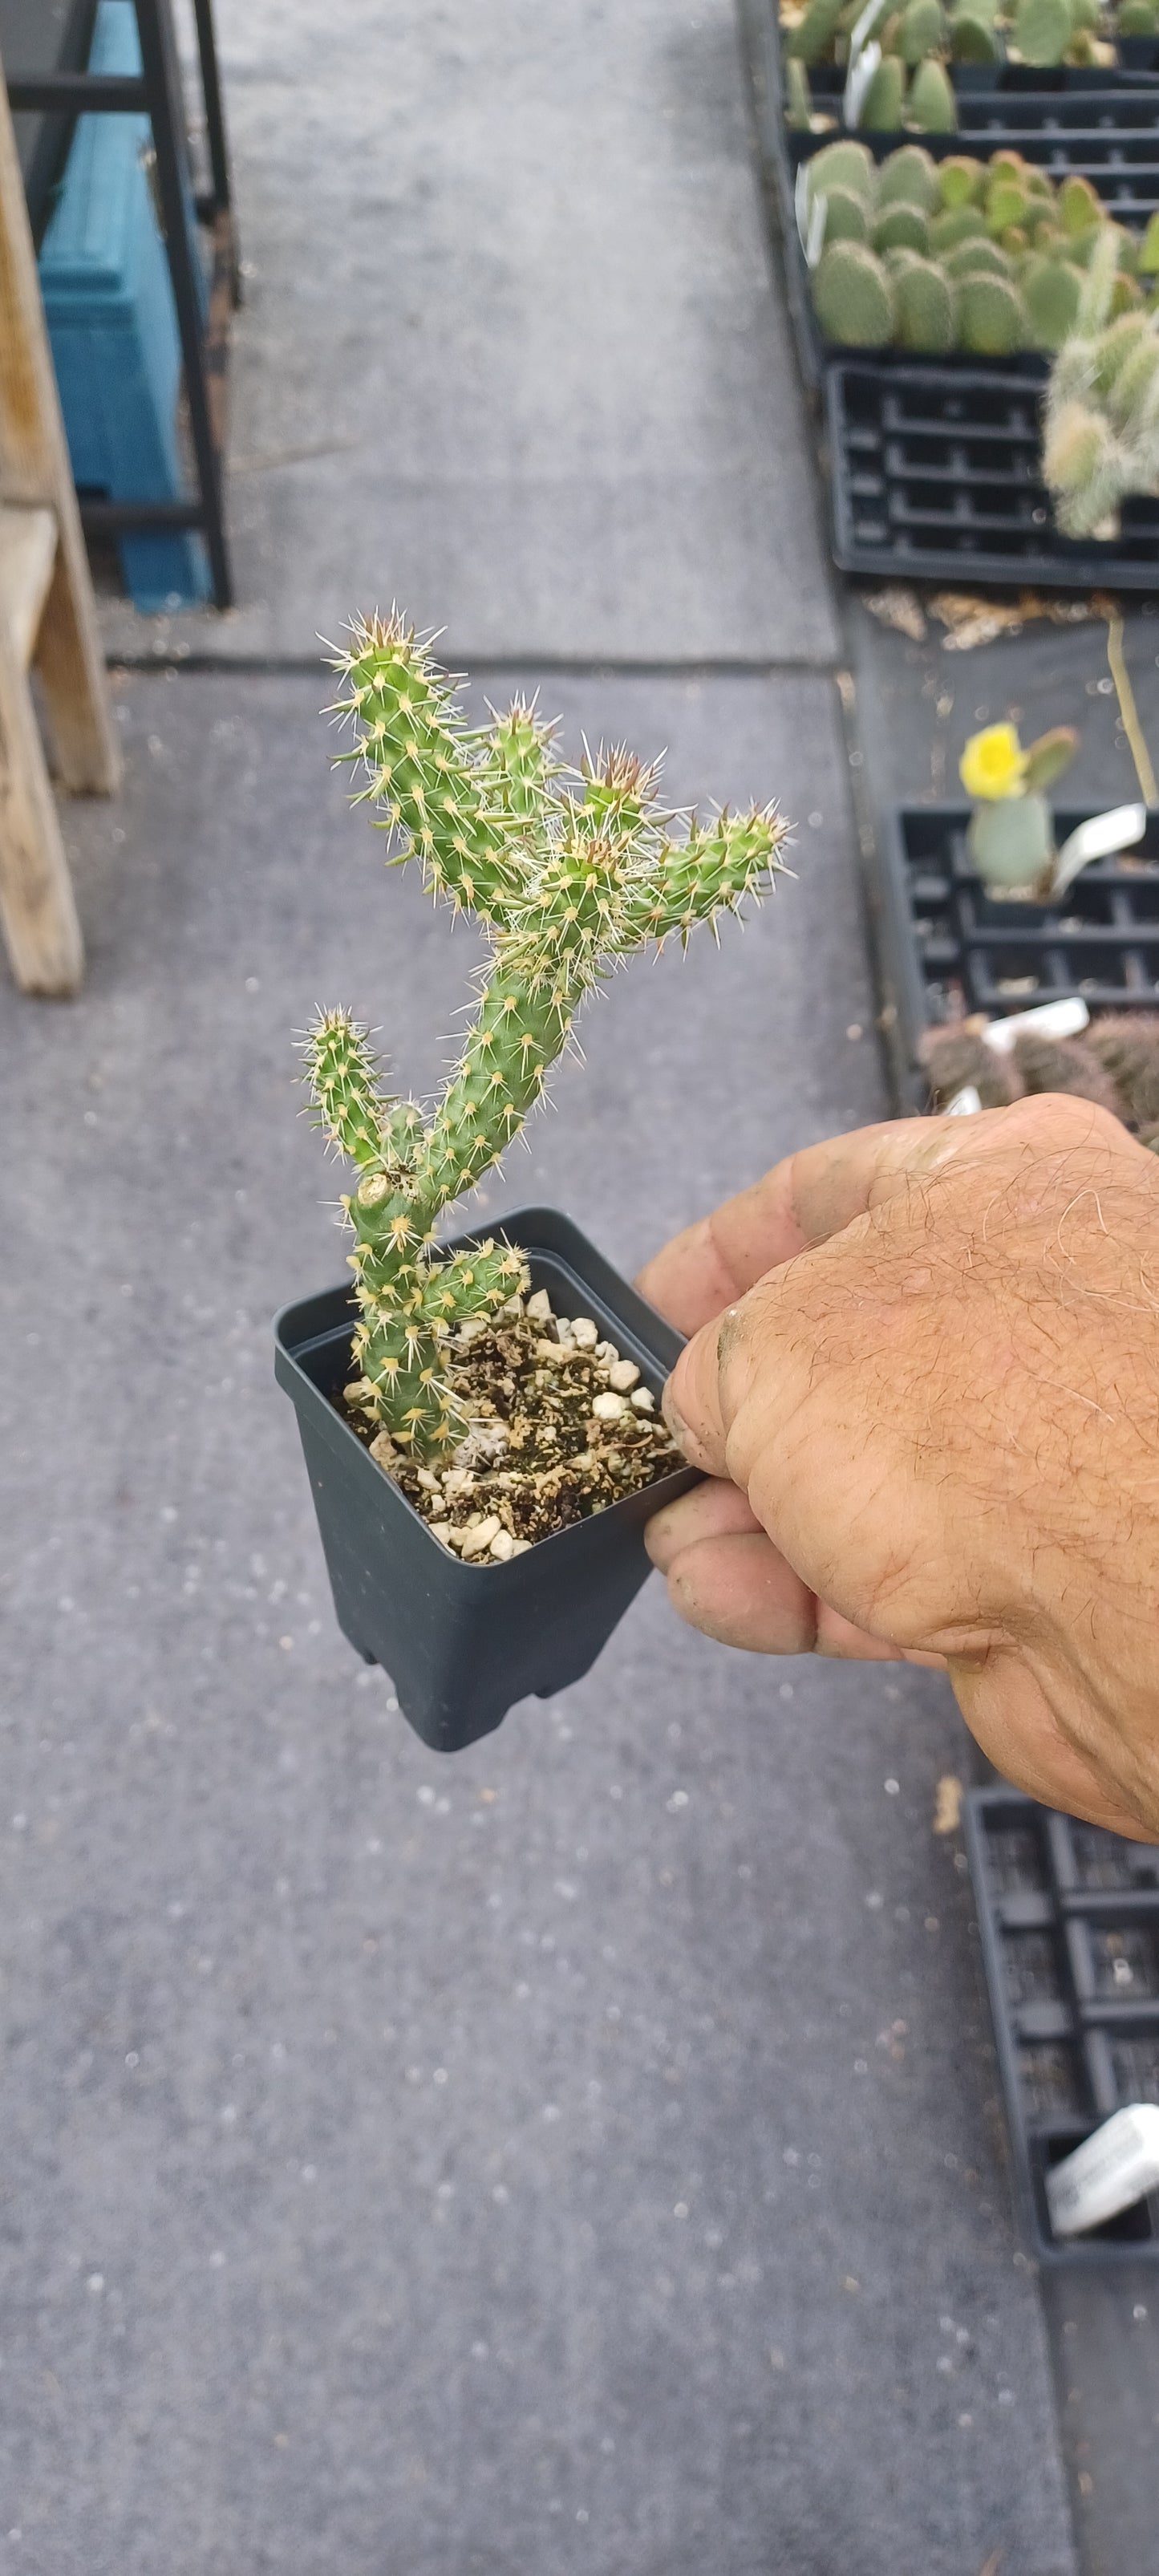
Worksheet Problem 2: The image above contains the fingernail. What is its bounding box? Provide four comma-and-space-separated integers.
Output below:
662, 1378, 691, 1454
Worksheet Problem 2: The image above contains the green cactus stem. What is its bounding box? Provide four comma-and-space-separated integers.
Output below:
895, 254, 958, 347
824, 185, 873, 245
813, 239, 898, 343
873, 199, 930, 252
900, 0, 949, 52
788, 0, 848, 59
906, 55, 958, 120
876, 141, 939, 209
306, 617, 788, 1456
1014, 0, 1073, 63
967, 792, 1055, 889
861, 52, 908, 124
786, 57, 814, 125
938, 155, 986, 207
958, 270, 1028, 351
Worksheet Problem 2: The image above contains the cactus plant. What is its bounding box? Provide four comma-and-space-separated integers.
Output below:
906, 55, 958, 120
901, 0, 949, 54
1044, 228, 1159, 535
787, 0, 847, 59
873, 198, 930, 251
813, 237, 898, 341
959, 720, 1078, 890
876, 142, 939, 210
1013, 0, 1073, 60
895, 254, 959, 347
786, 56, 814, 124
958, 270, 1029, 351
861, 52, 908, 124
1023, 253, 1083, 348
304, 618, 787, 1458
949, 0, 1003, 63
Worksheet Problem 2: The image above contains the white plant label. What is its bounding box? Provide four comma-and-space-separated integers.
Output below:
1046, 2104, 1159, 2240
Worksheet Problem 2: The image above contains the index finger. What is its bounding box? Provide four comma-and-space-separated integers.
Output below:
659, 1101, 1057, 1475
638, 1109, 1006, 1337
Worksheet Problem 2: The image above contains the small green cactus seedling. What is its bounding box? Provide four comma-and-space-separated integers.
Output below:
895, 254, 958, 347
1060, 173, 1104, 239
930, 204, 987, 253
813, 238, 897, 342
942, 234, 1012, 279
861, 52, 908, 124
949, 0, 1003, 63
824, 184, 872, 244
900, 0, 948, 55
805, 139, 877, 205
938, 156, 986, 208
306, 619, 788, 1455
958, 270, 1029, 351
1013, 0, 1073, 61
786, 57, 814, 125
873, 199, 930, 252
959, 720, 1078, 891
788, 0, 848, 59
906, 55, 959, 120
1023, 253, 1083, 348
876, 142, 939, 210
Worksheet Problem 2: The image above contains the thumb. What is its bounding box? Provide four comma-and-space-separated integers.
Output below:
663, 1302, 754, 1479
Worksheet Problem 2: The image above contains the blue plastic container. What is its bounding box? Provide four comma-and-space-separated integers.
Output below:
38, 0, 209, 611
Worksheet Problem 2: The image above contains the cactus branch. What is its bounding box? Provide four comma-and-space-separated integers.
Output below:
307, 622, 791, 1455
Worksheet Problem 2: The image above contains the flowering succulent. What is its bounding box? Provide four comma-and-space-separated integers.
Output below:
304, 615, 789, 1458
959, 718, 1077, 887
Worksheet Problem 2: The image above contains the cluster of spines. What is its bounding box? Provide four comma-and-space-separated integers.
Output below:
1044, 227, 1159, 533
305, 617, 789, 1455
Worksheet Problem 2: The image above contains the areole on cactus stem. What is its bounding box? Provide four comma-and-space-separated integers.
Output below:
303, 613, 791, 1459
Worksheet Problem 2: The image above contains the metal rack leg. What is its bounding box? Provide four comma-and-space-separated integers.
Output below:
132, 0, 233, 608
191, 0, 241, 302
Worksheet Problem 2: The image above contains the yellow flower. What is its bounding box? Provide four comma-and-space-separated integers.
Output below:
959, 722, 1027, 802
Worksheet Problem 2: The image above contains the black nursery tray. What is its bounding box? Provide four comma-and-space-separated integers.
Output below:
780, 115, 1159, 391
826, 360, 1159, 586
967, 1788, 1159, 2264
874, 800, 1159, 1084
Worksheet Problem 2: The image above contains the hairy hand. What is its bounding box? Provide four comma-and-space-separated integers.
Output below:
638, 1096, 1159, 1840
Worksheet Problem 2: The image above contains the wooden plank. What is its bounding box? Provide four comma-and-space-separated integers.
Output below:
0, 41, 119, 796
0, 594, 83, 995
0, 500, 56, 667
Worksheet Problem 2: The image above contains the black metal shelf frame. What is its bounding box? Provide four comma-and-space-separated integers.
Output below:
6, 0, 238, 607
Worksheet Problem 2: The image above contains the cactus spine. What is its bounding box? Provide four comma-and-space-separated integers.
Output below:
306, 618, 788, 1455
1044, 227, 1159, 536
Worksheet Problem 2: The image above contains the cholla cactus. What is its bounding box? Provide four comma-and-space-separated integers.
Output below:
1044, 228, 1159, 535
304, 615, 788, 1458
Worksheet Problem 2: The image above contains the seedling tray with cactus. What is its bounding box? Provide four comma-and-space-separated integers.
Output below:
869, 795, 1159, 1094
964, 1788, 1159, 2266
274, 619, 787, 1750
778, 0, 1159, 141
782, 131, 1159, 385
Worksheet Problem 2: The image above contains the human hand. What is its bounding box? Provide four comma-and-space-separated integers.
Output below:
638, 1097, 1159, 1840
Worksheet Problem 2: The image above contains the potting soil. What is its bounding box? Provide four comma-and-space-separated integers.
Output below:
337, 1288, 683, 1552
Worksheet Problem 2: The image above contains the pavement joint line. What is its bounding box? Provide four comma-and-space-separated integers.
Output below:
103, 651, 847, 680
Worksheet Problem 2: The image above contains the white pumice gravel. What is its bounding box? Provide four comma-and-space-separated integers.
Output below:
570, 1316, 598, 1349
607, 1359, 640, 1392
591, 1390, 627, 1422
488, 1527, 516, 1562
460, 1515, 502, 1560
525, 1288, 552, 1322
631, 1387, 656, 1414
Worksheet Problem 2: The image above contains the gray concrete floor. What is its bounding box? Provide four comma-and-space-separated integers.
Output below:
3, 2, 1084, 2569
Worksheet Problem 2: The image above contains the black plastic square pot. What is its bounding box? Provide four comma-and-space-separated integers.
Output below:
274, 1207, 699, 1754
966, 1788, 1159, 2263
